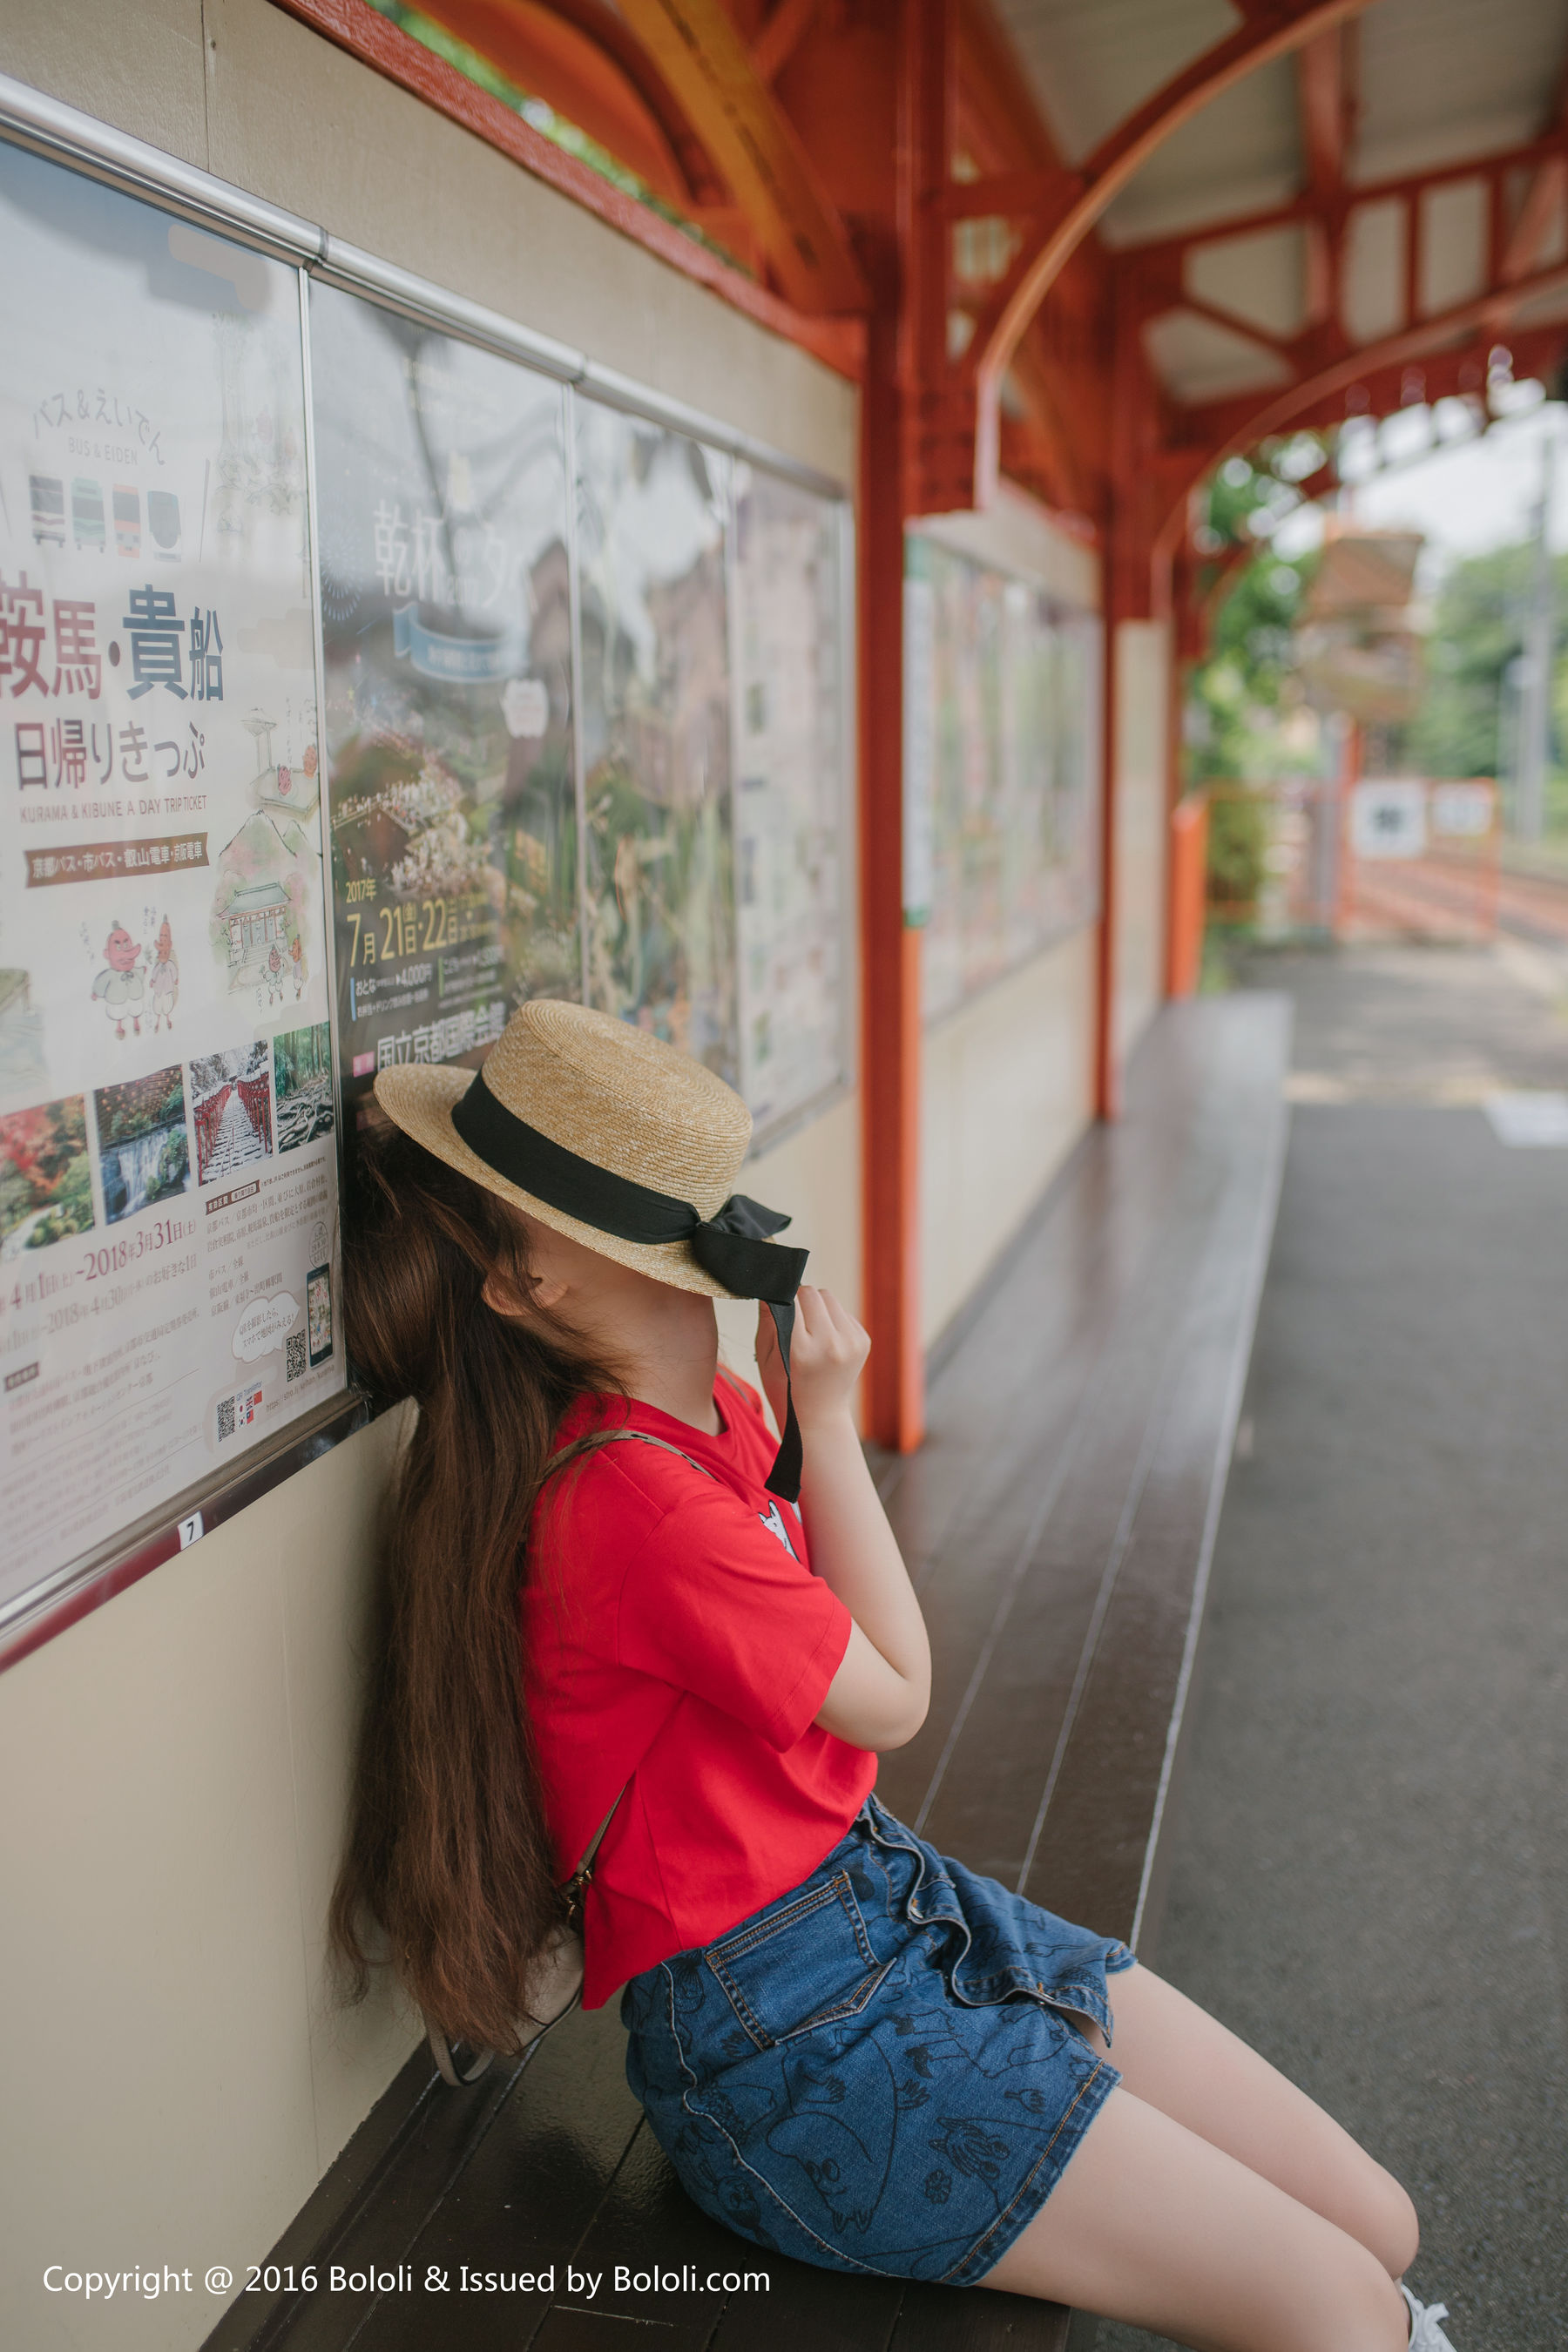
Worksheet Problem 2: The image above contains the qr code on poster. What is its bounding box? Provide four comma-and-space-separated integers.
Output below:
286, 1331, 307, 1382
217, 1386, 262, 1443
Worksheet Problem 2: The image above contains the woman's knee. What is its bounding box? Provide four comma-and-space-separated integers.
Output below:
1358, 2163, 1420, 2281
1316, 2233, 1413, 2352
1252, 2229, 1412, 2352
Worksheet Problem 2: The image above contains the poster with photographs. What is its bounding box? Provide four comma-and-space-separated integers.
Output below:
731, 463, 849, 1132
909, 536, 1102, 1023
0, 145, 343, 1618
310, 283, 578, 1112
575, 402, 737, 1082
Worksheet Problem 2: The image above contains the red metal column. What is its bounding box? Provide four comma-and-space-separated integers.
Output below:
1094, 601, 1121, 1121
859, 249, 923, 1451
859, 0, 949, 1452
1095, 279, 1138, 1121
1096, 267, 1172, 1116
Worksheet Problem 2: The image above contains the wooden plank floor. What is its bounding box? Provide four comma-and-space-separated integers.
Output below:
211, 996, 1288, 2352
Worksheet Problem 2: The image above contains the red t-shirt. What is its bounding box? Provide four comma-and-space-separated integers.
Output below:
522, 1376, 876, 2008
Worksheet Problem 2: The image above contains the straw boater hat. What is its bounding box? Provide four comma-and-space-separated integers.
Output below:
375, 999, 808, 1496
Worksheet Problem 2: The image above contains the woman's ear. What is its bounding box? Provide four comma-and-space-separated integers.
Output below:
483, 1267, 569, 1319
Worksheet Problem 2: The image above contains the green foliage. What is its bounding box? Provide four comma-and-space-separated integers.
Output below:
150, 1128, 189, 1204
94, 1065, 186, 1147
0, 1097, 94, 1247
28, 1151, 93, 1248
1187, 456, 1315, 789
1206, 794, 1271, 910
274, 1020, 331, 1100
1412, 542, 1568, 781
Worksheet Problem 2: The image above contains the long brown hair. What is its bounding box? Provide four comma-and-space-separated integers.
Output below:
330, 1114, 623, 2053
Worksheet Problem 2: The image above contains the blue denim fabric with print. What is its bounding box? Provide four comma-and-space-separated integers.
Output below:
621, 1795, 1133, 2286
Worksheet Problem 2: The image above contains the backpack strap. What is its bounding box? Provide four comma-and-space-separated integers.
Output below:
536, 1425, 714, 1916
541, 1424, 719, 1486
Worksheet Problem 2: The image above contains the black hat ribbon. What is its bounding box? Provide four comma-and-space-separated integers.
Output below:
451, 1066, 808, 1501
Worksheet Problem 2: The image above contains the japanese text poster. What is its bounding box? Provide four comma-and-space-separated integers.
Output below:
0, 145, 343, 1617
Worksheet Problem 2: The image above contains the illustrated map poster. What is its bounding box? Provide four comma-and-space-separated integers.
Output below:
0, 146, 343, 1617
312, 283, 578, 1115
909, 536, 1102, 1024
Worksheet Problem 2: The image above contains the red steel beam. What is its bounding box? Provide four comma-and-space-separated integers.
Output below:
415, 0, 704, 203
1119, 129, 1568, 266
1161, 256, 1568, 473
266, 0, 865, 373
963, 0, 1379, 503
614, 0, 868, 312
1504, 156, 1568, 280
752, 0, 820, 87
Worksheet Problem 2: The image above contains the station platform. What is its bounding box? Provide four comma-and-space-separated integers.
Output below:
209, 993, 1290, 2352
1101, 943, 1568, 2352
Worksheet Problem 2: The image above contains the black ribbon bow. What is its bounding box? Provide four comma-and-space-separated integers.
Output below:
451, 1068, 809, 1500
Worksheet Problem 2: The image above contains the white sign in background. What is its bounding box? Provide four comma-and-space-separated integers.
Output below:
0, 147, 344, 1616
1430, 781, 1496, 839
1350, 778, 1429, 862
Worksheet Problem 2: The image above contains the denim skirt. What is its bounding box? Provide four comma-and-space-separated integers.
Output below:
621, 1794, 1134, 2287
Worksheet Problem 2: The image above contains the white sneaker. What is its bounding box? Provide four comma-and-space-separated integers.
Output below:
1402, 2283, 1457, 2349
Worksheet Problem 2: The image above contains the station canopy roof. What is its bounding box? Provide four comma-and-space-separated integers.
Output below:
330, 0, 1568, 533
996, 0, 1568, 412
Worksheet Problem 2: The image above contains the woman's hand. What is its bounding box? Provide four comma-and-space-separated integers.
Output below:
756, 1286, 868, 1436
754, 1289, 929, 1752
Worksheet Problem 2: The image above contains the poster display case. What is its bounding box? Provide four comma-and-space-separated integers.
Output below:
0, 142, 343, 1628
732, 463, 851, 1132
574, 404, 738, 1082
908, 535, 1101, 1024
311, 285, 578, 1110
0, 94, 855, 1657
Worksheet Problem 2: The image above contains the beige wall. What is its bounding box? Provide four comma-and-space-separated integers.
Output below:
921, 927, 1096, 1347
0, 8, 860, 2345
0, 1412, 416, 2352
1112, 618, 1173, 1064
912, 490, 1101, 1350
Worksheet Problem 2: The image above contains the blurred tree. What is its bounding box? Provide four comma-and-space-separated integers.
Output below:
1413, 542, 1568, 781
1186, 448, 1320, 911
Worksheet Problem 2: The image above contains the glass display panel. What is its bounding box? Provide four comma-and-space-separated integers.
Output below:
0, 144, 341, 1616
575, 402, 736, 1081
910, 536, 1101, 1024
310, 282, 578, 1112
732, 463, 848, 1132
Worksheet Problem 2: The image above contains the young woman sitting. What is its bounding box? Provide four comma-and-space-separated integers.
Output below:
333, 999, 1455, 2352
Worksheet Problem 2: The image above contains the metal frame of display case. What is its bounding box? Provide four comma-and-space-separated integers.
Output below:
0, 70, 855, 1672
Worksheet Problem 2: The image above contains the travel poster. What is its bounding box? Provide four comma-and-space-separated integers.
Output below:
309, 283, 578, 1112
0, 145, 343, 1619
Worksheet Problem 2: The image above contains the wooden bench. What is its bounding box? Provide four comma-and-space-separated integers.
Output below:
211, 993, 1290, 2352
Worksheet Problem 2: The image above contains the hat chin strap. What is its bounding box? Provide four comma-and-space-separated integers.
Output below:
449, 1068, 809, 1502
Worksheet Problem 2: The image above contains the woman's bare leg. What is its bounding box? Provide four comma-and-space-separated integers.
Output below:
1077, 1963, 1419, 2279
981, 2085, 1410, 2352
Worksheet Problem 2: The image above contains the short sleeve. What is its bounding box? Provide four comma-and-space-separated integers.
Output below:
614, 1473, 851, 1750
